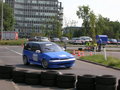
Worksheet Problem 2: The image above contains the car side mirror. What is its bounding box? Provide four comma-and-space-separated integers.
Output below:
35, 50, 41, 53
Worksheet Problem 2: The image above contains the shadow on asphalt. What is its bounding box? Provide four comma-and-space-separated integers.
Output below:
15, 64, 72, 71
16, 83, 75, 90
1, 80, 75, 90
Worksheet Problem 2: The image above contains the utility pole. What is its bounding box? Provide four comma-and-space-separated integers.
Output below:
1, 0, 3, 40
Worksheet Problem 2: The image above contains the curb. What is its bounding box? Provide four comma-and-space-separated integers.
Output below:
78, 59, 120, 71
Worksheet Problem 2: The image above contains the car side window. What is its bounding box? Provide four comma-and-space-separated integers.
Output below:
31, 44, 40, 52
24, 43, 31, 50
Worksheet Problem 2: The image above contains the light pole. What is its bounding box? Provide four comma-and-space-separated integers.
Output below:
1, 0, 3, 40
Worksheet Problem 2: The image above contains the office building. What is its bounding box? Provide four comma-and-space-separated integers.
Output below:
5, 0, 63, 37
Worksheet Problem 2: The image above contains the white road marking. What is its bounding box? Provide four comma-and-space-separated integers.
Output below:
11, 81, 20, 90
1, 47, 21, 90
5, 47, 22, 56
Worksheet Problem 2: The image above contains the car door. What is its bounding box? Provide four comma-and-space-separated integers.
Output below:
23, 43, 33, 61
31, 43, 42, 64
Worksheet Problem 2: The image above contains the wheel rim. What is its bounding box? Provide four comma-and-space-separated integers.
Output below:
42, 60, 48, 68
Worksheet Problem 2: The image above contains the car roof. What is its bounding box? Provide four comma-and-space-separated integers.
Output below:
26, 41, 54, 45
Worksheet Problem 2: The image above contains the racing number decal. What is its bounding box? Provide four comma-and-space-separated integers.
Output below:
33, 54, 38, 61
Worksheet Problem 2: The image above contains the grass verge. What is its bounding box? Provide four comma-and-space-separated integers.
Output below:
80, 54, 120, 69
0, 39, 27, 45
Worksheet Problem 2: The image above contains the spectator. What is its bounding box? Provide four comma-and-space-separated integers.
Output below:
97, 38, 102, 52
85, 41, 91, 51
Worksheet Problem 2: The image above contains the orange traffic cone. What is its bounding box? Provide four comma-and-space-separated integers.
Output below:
90, 51, 93, 56
81, 51, 85, 56
72, 50, 76, 55
78, 51, 81, 56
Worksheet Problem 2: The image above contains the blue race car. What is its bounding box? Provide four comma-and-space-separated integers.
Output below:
23, 41, 75, 68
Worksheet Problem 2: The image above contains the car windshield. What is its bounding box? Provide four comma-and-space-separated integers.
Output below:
40, 43, 63, 53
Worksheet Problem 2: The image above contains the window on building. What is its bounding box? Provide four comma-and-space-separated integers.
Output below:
15, 4, 24, 9
15, 0, 24, 3
32, 6, 39, 9
32, 0, 37, 4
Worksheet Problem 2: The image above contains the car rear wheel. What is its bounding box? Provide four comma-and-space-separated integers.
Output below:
23, 56, 30, 65
41, 59, 48, 69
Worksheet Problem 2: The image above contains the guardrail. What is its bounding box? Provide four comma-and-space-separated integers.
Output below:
0, 65, 119, 90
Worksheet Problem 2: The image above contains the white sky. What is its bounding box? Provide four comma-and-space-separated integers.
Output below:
59, 0, 120, 27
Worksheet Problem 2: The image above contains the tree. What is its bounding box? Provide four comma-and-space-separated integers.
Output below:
51, 16, 62, 38
95, 15, 110, 36
76, 5, 90, 36
76, 5, 120, 39
89, 11, 96, 42
108, 21, 120, 39
63, 18, 78, 38
0, 2, 14, 31
41, 25, 46, 36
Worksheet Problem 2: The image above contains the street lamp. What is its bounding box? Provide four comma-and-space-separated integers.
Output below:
1, 0, 3, 40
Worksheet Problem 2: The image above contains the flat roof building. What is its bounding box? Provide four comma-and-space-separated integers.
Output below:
5, 0, 63, 38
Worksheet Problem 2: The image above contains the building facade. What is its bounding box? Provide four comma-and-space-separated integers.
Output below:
5, 0, 63, 37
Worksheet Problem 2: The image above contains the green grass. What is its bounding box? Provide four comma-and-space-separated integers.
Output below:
0, 39, 27, 45
80, 54, 120, 68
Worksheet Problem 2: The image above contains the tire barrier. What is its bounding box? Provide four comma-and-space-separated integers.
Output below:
117, 79, 120, 90
0, 65, 14, 79
41, 71, 61, 87
76, 74, 96, 90
95, 75, 116, 90
25, 71, 41, 85
117, 86, 120, 90
56, 73, 76, 88
12, 69, 27, 83
0, 64, 119, 90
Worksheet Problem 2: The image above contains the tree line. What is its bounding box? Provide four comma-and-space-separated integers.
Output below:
76, 5, 120, 40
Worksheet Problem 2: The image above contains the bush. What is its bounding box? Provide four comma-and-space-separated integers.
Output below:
0, 39, 27, 45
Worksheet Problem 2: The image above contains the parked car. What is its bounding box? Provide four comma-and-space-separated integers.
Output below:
40, 37, 50, 42
79, 36, 92, 43
117, 40, 120, 45
70, 38, 83, 45
28, 37, 38, 41
69, 38, 77, 43
107, 39, 117, 44
28, 36, 49, 42
23, 41, 75, 68
61, 37, 69, 42
51, 38, 60, 42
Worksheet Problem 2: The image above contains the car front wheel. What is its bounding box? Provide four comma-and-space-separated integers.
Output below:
41, 59, 48, 69
23, 56, 30, 65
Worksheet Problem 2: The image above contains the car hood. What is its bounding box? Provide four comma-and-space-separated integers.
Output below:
43, 51, 74, 59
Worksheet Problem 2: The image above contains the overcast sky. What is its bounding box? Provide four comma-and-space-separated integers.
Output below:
59, 0, 120, 27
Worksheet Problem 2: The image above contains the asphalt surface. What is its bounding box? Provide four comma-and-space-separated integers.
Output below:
0, 45, 120, 90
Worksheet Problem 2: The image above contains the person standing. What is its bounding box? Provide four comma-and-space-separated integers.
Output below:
85, 41, 91, 51
97, 38, 102, 52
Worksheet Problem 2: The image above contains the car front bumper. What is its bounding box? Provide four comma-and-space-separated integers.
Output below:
48, 58, 76, 68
